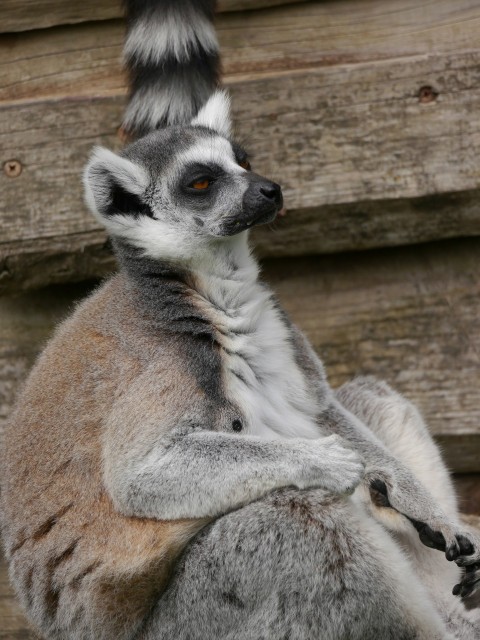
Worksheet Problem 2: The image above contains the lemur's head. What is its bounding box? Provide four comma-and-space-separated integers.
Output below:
84, 91, 283, 261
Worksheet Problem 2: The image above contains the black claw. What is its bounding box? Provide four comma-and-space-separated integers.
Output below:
456, 534, 474, 556
461, 584, 475, 599
453, 564, 480, 600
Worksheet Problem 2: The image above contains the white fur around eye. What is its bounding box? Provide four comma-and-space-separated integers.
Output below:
176, 137, 241, 177
191, 90, 232, 137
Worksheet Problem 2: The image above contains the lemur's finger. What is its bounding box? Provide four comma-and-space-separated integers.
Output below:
456, 534, 474, 556
455, 569, 480, 599
456, 554, 480, 567
446, 541, 460, 561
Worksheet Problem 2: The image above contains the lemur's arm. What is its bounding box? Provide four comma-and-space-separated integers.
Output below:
290, 323, 479, 591
102, 371, 364, 521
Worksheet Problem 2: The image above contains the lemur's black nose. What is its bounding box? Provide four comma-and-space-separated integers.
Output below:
260, 183, 282, 203
242, 175, 284, 217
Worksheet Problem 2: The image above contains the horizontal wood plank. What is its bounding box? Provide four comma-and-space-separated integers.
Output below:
2, 0, 480, 292
455, 475, 480, 516
2, 238, 480, 471
0, 0, 307, 33
3, 1, 480, 104
2, 48, 480, 292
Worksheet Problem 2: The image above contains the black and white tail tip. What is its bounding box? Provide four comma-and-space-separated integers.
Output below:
123, 0, 220, 137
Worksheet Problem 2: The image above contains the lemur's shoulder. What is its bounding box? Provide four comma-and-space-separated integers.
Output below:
35, 273, 177, 367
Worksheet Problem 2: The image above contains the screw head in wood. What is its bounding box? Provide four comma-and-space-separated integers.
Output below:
3, 159, 22, 178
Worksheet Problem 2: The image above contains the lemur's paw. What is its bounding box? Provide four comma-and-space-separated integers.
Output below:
445, 533, 475, 561
365, 476, 472, 559
406, 519, 475, 559
317, 435, 366, 495
451, 531, 480, 599
453, 563, 480, 599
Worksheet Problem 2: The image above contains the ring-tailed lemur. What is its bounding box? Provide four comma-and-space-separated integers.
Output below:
1, 1, 480, 639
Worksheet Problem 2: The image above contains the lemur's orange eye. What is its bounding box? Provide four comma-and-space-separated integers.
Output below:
239, 160, 251, 171
192, 179, 210, 190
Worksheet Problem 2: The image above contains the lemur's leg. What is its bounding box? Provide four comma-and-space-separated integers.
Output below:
316, 385, 480, 603
291, 324, 478, 586
336, 376, 457, 517
336, 376, 480, 626
143, 488, 453, 640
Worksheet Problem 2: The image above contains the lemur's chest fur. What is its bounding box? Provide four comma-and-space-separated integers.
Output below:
192, 248, 322, 440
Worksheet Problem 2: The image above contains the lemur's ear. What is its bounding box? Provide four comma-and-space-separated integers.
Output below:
83, 146, 151, 221
191, 90, 232, 137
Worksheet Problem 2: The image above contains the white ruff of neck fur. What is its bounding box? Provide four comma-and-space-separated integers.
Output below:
187, 233, 323, 441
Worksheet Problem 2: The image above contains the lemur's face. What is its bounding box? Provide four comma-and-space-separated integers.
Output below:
84, 92, 283, 261
161, 131, 282, 237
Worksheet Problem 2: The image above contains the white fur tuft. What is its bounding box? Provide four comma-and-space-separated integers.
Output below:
191, 90, 232, 137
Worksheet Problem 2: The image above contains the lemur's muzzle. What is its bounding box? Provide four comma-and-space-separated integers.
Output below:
241, 174, 283, 228
219, 174, 283, 236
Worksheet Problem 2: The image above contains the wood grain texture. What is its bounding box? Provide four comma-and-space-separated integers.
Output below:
1, 238, 480, 471
3, 48, 480, 292
0, 0, 307, 33
455, 475, 480, 516
4, 52, 480, 239
3, 1, 480, 104
2, 0, 480, 292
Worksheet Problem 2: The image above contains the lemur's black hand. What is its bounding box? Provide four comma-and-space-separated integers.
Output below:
368, 478, 477, 566
369, 478, 448, 551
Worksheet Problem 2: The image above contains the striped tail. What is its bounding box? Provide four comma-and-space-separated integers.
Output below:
123, 0, 220, 138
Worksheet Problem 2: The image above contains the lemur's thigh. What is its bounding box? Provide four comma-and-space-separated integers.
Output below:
142, 489, 450, 640
336, 376, 458, 518
335, 376, 466, 611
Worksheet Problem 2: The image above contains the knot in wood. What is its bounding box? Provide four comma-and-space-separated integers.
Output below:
418, 86, 438, 104
3, 159, 22, 178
